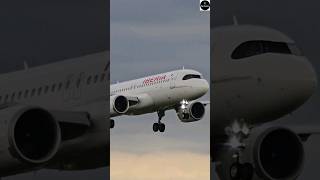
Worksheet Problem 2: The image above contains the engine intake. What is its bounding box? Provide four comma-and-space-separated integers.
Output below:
110, 95, 129, 115
177, 101, 205, 122
190, 102, 205, 119
11, 108, 61, 164
214, 126, 305, 180
254, 127, 304, 180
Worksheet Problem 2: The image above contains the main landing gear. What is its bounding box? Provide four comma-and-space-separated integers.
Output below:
153, 110, 166, 132
230, 162, 253, 180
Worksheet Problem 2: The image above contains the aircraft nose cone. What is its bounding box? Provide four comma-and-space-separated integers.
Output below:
294, 59, 317, 101
199, 80, 209, 95
203, 80, 210, 93
279, 58, 317, 109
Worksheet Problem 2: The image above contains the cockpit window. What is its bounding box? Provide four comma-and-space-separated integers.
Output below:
182, 74, 201, 80
287, 43, 303, 56
231, 40, 301, 59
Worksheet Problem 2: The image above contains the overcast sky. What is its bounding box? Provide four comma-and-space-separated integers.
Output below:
212, 0, 320, 179
0, 0, 108, 74
110, 0, 210, 180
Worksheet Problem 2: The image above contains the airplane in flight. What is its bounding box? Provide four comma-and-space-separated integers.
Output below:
110, 69, 209, 132
212, 23, 318, 180
0, 52, 109, 178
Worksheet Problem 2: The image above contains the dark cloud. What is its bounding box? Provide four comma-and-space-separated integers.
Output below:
0, 0, 109, 73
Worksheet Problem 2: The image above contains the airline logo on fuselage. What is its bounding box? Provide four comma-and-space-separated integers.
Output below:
143, 75, 167, 84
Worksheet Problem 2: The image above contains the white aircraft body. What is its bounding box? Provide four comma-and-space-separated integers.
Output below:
110, 69, 209, 132
0, 52, 109, 178
212, 24, 318, 180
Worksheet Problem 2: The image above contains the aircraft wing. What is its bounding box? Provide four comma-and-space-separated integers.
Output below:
260, 123, 320, 142
199, 100, 210, 106
288, 124, 320, 141
291, 125, 320, 135
110, 93, 154, 116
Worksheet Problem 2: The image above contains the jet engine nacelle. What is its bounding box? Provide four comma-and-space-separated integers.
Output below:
110, 95, 129, 116
215, 126, 304, 180
177, 101, 205, 122
245, 126, 304, 180
0, 105, 61, 177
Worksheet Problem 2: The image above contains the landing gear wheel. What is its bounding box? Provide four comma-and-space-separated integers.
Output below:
110, 119, 115, 129
230, 163, 253, 180
153, 123, 159, 132
239, 163, 253, 180
153, 110, 166, 133
159, 123, 165, 132
230, 163, 240, 180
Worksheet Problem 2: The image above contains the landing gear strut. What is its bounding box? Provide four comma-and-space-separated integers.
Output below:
153, 110, 166, 132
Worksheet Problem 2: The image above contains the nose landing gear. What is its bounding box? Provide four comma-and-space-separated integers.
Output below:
153, 110, 166, 132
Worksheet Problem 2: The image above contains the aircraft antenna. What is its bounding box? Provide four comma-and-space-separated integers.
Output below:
182, 66, 184, 70
233, 15, 239, 26
23, 61, 29, 70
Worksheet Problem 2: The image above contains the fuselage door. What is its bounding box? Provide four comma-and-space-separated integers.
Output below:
170, 72, 178, 89
74, 72, 85, 99
63, 74, 75, 102
63, 73, 85, 103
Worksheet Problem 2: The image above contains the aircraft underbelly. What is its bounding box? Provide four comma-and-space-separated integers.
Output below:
213, 76, 311, 134
155, 86, 195, 109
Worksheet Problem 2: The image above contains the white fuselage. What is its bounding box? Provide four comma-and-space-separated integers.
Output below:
212, 26, 317, 135
111, 69, 209, 116
0, 52, 109, 174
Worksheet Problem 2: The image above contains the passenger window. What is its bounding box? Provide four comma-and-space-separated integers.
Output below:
76, 79, 81, 88
51, 84, 56, 92
94, 75, 98, 83
87, 76, 92, 85
24, 90, 29, 98
31, 89, 35, 97
58, 83, 63, 91
18, 91, 22, 99
38, 87, 42, 95
65, 80, 70, 89
44, 86, 49, 93
4, 94, 8, 102
100, 73, 106, 82
11, 93, 15, 101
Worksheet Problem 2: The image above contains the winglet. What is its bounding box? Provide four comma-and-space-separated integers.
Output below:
233, 16, 239, 26
23, 61, 29, 70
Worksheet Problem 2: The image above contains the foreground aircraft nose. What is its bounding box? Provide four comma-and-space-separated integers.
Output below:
264, 57, 317, 118
290, 58, 317, 102
198, 79, 209, 95
203, 80, 210, 93
221, 56, 318, 124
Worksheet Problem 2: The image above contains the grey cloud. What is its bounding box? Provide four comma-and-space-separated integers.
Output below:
111, 1, 210, 178
0, 0, 108, 73
111, 0, 201, 24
